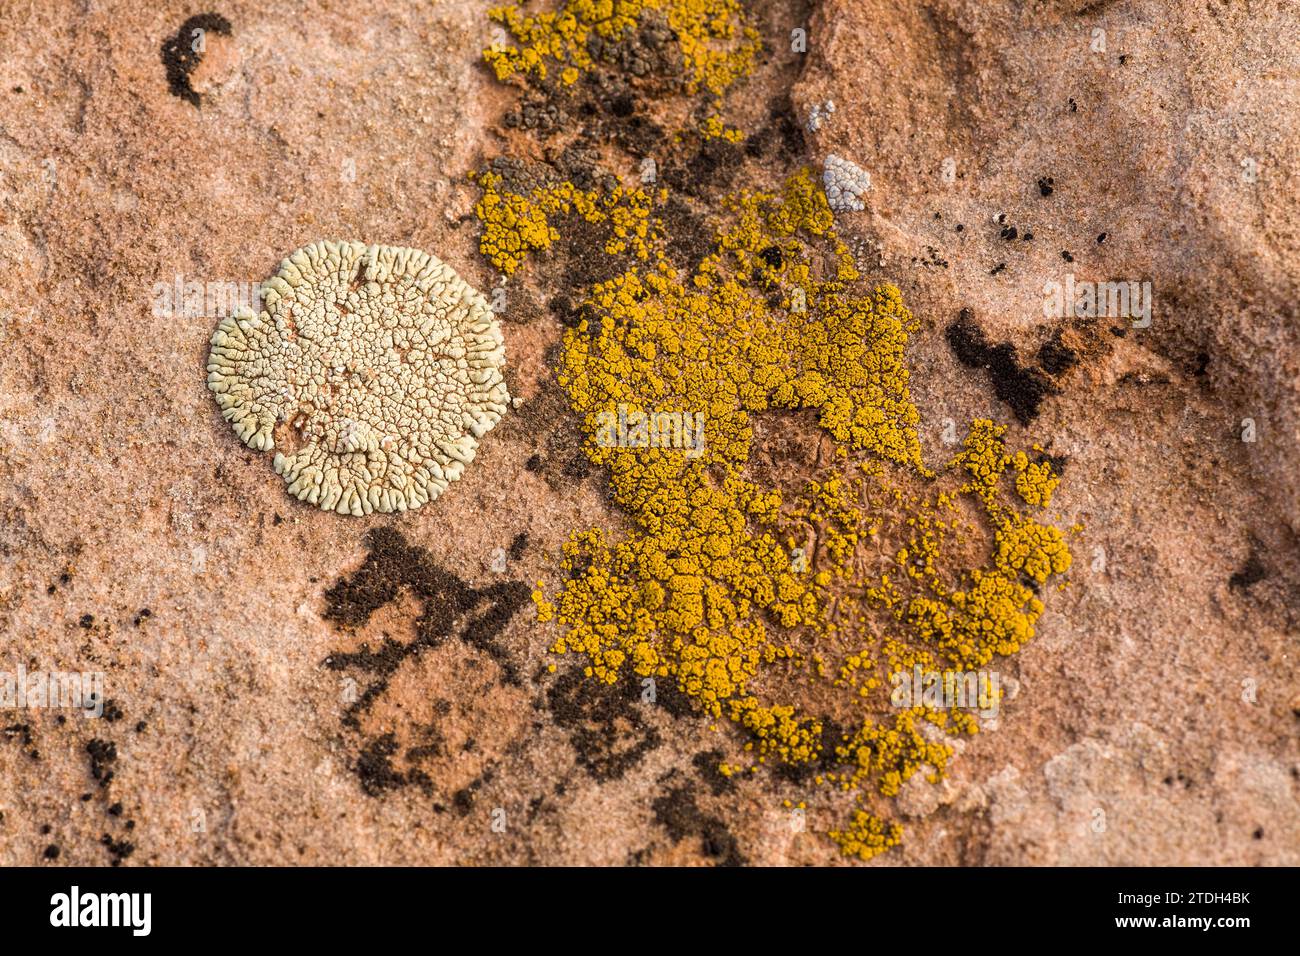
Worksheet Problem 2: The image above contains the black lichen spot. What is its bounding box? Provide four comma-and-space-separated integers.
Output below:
1036, 451, 1069, 475
86, 738, 117, 788
321, 528, 530, 794
1061, 250, 1074, 262
1037, 330, 1078, 376
608, 93, 635, 118
546, 669, 660, 782
4, 723, 33, 748
665, 135, 744, 199
1037, 176, 1055, 197
1229, 551, 1267, 592
43, 845, 60, 860
1192, 350, 1211, 379
78, 614, 94, 629
161, 13, 232, 107
744, 96, 805, 161
507, 531, 529, 561
355, 733, 431, 797
323, 527, 530, 697
651, 783, 744, 866
450, 770, 493, 816
659, 194, 713, 277
770, 718, 845, 785
692, 749, 735, 796
946, 308, 1055, 424
100, 833, 135, 866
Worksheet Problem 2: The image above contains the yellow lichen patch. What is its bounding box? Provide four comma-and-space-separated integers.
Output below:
828, 809, 903, 862
474, 162, 1073, 859
474, 173, 658, 276
484, 0, 760, 99
1012, 449, 1060, 507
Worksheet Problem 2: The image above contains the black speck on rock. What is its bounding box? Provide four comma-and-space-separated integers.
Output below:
1229, 551, 1267, 592
507, 531, 529, 561
1192, 350, 1211, 378
161, 13, 232, 107
4, 723, 33, 747
101, 834, 135, 866
86, 738, 117, 786
43, 845, 60, 860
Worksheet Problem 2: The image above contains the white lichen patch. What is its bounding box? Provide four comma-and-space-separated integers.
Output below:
806, 99, 835, 133
207, 240, 509, 515
823, 154, 871, 212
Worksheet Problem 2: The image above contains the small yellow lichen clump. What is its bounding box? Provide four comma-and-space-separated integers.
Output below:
484, 0, 760, 99
207, 241, 509, 515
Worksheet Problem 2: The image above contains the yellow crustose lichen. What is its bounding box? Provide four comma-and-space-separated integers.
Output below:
474, 173, 657, 276
477, 167, 1074, 859
484, 0, 760, 98
475, 5, 1073, 862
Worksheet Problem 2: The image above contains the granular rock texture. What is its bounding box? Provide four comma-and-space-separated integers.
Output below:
207, 240, 509, 515
0, 0, 1295, 867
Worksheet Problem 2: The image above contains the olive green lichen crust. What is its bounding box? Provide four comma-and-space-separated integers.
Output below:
207, 240, 509, 515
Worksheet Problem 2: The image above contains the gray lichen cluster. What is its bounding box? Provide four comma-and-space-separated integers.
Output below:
207, 241, 509, 515
823, 154, 871, 212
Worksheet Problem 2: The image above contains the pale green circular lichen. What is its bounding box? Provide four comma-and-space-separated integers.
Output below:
206, 240, 509, 515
